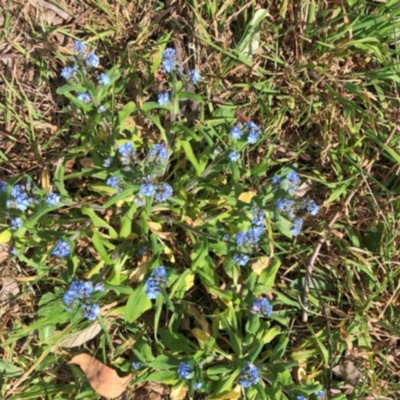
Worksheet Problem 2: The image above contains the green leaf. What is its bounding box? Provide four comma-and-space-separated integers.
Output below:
146, 370, 178, 384
181, 140, 203, 176
117, 101, 136, 130
148, 354, 180, 369
119, 203, 137, 238
92, 232, 114, 265
124, 285, 152, 323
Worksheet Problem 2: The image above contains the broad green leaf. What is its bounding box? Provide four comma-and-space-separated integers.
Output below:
124, 285, 152, 323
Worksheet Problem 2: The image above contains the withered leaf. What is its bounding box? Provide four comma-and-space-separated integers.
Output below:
68, 354, 131, 399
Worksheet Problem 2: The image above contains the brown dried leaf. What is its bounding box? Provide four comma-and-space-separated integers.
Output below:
170, 382, 188, 400
68, 354, 131, 399
58, 322, 102, 348
332, 360, 362, 386
0, 277, 20, 317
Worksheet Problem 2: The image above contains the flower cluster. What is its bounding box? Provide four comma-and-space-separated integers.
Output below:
10, 217, 23, 231
162, 48, 176, 73
7, 184, 33, 211
145, 266, 167, 299
239, 361, 259, 388
51, 240, 71, 258
177, 362, 193, 379
139, 181, 173, 202
63, 280, 104, 320
274, 171, 320, 236
232, 207, 265, 266
230, 121, 262, 144
250, 297, 273, 317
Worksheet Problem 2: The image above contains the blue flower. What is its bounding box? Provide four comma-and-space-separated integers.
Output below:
276, 199, 295, 219
177, 362, 193, 379
250, 298, 272, 317
0, 180, 7, 192
306, 199, 319, 216
10, 217, 23, 231
229, 150, 240, 162
45, 192, 60, 207
63, 290, 79, 310
194, 382, 203, 390
148, 144, 168, 162
239, 361, 259, 388
118, 142, 135, 166
86, 52, 99, 68
155, 183, 173, 202
106, 176, 121, 190
245, 121, 261, 144
7, 184, 33, 211
131, 362, 141, 371
233, 253, 250, 266
290, 218, 304, 236
51, 240, 71, 258
222, 233, 230, 241
297, 396, 306, 400
11, 247, 17, 256
271, 176, 282, 185
189, 69, 201, 84
82, 303, 100, 320
252, 207, 265, 227
77, 92, 91, 104
60, 66, 77, 80
286, 171, 301, 193
72, 40, 87, 54
94, 282, 105, 292
98, 73, 110, 85
103, 157, 113, 168
69, 280, 93, 298
316, 390, 324, 399
157, 92, 170, 106
145, 266, 167, 299
230, 124, 242, 139
98, 105, 106, 113
162, 47, 176, 73
140, 183, 156, 197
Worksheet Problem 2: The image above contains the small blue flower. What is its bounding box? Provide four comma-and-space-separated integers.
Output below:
271, 176, 282, 185
82, 303, 100, 320
233, 253, 250, 266
98, 105, 106, 113
148, 144, 168, 162
106, 176, 121, 190
138, 246, 147, 255
250, 297, 272, 317
72, 40, 87, 54
8, 184, 33, 211
77, 92, 91, 104
103, 157, 113, 168
194, 382, 203, 390
140, 183, 156, 197
60, 66, 77, 80
157, 92, 170, 106
161, 48, 176, 73
145, 266, 167, 299
222, 233, 230, 241
287, 171, 301, 193
189, 69, 201, 84
94, 282, 105, 292
118, 142, 135, 166
276, 199, 295, 218
316, 390, 324, 399
10, 217, 23, 231
131, 362, 141, 371
0, 180, 7, 192
86, 52, 99, 68
155, 183, 173, 202
45, 192, 60, 207
177, 362, 193, 380
291, 218, 304, 236
98, 73, 110, 85
229, 151, 240, 162
245, 121, 261, 144
11, 247, 17, 256
252, 207, 265, 227
239, 361, 259, 388
51, 240, 71, 258
297, 397, 306, 400
306, 199, 320, 216
230, 124, 243, 140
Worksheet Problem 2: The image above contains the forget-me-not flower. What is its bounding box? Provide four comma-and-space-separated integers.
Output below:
51, 240, 71, 258
177, 362, 194, 379
77, 92, 91, 104
86, 52, 99, 68
229, 151, 240, 162
98, 73, 110, 85
157, 92, 170, 106
239, 361, 259, 388
250, 297, 272, 317
145, 266, 167, 299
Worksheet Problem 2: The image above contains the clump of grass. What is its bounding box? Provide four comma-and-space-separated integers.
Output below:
2, 1, 400, 399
